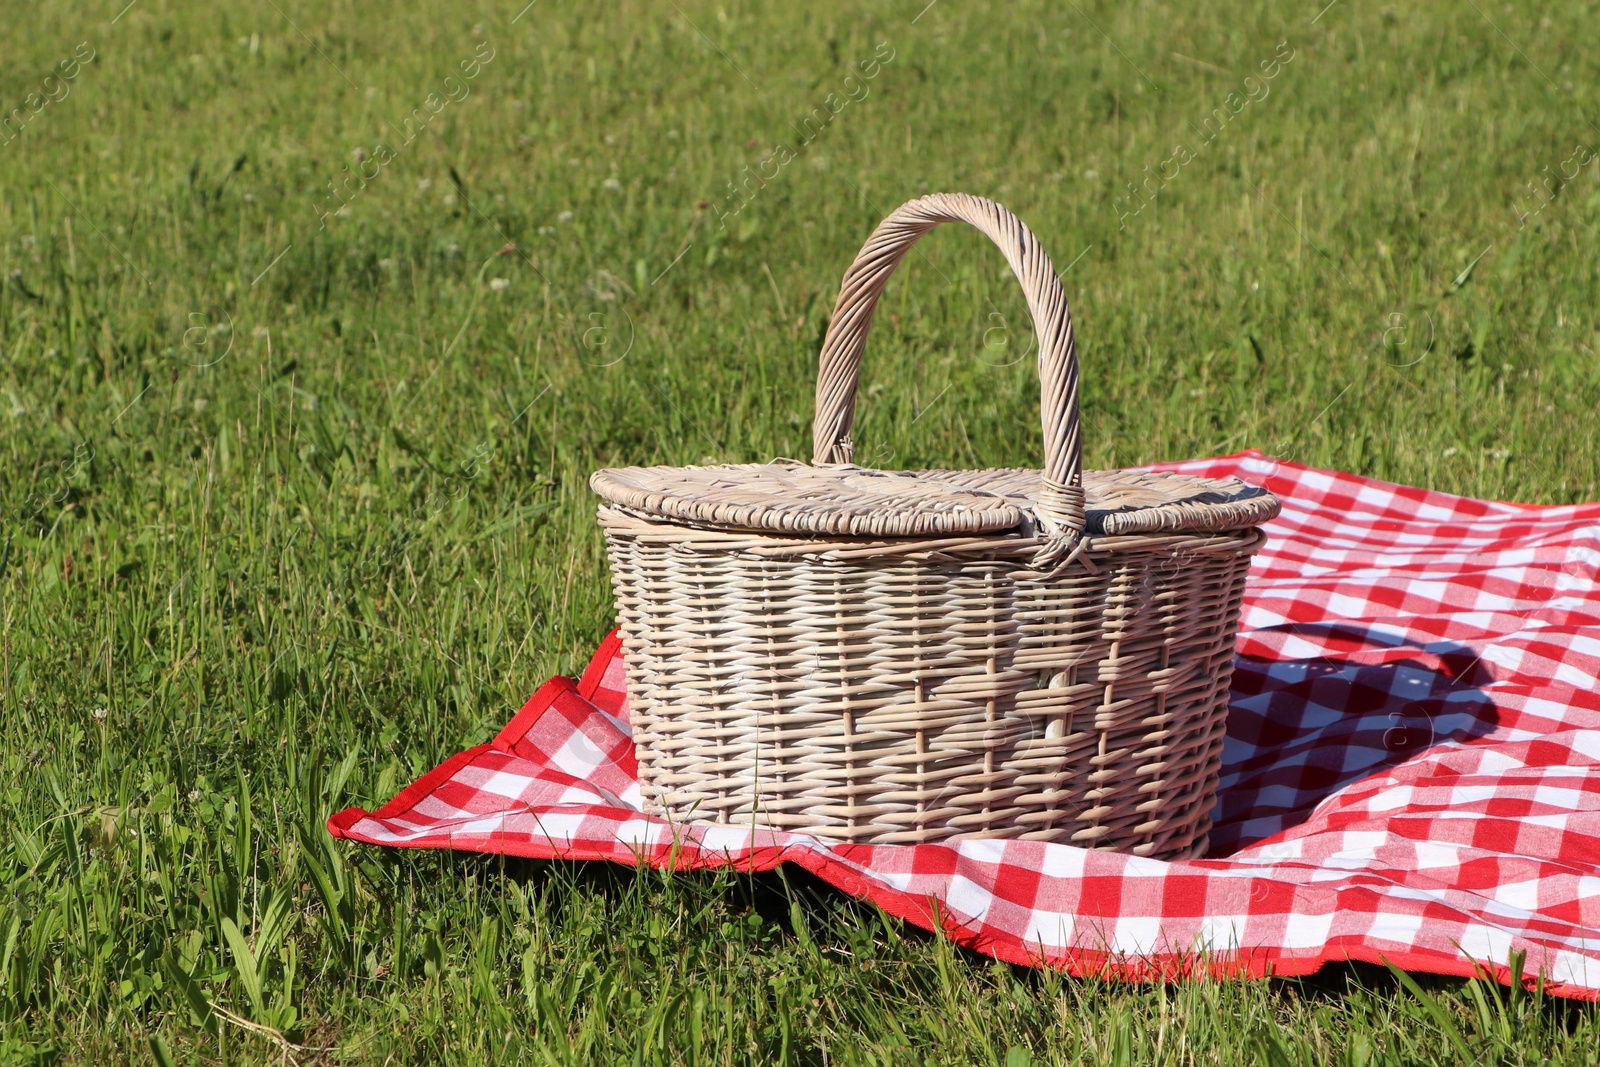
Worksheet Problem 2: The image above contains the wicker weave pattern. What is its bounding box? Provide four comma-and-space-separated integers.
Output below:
590, 462, 1026, 538
592, 194, 1275, 853
594, 463, 1281, 539
602, 507, 1262, 852
925, 468, 1280, 536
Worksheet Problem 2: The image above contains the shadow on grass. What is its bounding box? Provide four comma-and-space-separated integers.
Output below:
442, 849, 911, 946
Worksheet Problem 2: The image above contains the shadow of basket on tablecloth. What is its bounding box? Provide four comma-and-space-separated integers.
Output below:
1206, 621, 1501, 857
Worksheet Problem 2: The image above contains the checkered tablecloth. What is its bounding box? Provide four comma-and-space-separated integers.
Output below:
329, 452, 1600, 998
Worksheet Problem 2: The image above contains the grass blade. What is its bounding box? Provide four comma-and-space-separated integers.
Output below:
161, 948, 217, 1036
1381, 955, 1476, 1063
219, 916, 266, 1018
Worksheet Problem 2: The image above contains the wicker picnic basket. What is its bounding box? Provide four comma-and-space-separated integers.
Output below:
590, 193, 1277, 856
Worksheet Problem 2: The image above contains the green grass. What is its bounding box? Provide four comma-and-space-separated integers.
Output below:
4, 0, 1600, 1061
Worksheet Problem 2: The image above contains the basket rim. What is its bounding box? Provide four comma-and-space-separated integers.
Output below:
590, 461, 1280, 538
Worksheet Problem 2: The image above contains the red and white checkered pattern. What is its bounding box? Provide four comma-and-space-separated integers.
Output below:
329, 452, 1600, 998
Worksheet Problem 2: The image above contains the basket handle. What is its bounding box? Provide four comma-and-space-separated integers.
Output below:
812, 193, 1086, 561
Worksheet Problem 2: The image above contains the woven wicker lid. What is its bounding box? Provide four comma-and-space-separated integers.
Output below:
590, 461, 1277, 538
921, 467, 1279, 536
590, 462, 1026, 537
